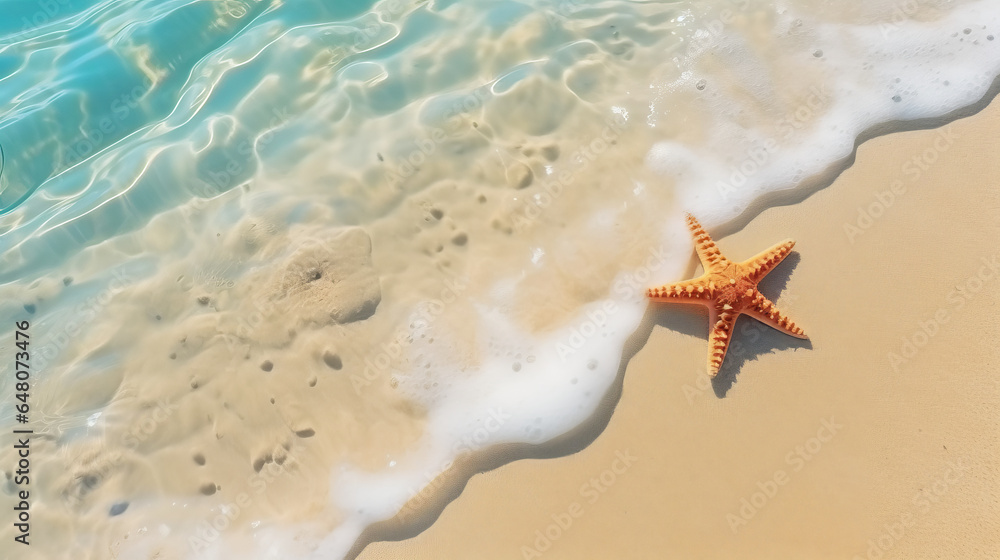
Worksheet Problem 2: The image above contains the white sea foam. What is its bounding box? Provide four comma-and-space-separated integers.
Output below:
310, 2, 1000, 557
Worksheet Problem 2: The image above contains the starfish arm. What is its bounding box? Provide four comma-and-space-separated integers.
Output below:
685, 213, 728, 273
707, 306, 738, 377
647, 278, 713, 303
745, 293, 808, 339
742, 240, 796, 283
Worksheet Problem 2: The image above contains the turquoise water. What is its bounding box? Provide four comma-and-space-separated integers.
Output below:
2, 0, 378, 274
1, 0, 999, 558
0, 0, 671, 282
0, 0, 528, 273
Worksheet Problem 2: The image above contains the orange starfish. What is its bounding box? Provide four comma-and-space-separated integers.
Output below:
647, 214, 808, 377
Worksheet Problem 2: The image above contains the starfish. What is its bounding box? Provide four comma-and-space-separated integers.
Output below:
647, 214, 808, 377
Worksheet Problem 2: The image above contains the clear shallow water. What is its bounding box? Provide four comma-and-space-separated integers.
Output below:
0, 0, 998, 558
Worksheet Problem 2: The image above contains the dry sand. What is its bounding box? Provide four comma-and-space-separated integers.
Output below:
356, 94, 1000, 558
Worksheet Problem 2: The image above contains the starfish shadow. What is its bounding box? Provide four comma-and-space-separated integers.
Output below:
710, 320, 813, 397
651, 253, 812, 398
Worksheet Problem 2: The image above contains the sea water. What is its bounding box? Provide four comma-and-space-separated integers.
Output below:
0, 0, 998, 558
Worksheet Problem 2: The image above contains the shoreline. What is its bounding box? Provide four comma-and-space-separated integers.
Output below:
354, 79, 1000, 560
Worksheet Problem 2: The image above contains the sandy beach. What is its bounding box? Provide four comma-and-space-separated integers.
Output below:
356, 92, 1000, 559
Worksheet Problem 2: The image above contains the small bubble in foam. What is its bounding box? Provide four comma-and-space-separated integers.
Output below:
512, 362, 521, 372
813, 49, 823, 58
892, 95, 902, 102
696, 79, 707, 91
587, 359, 598, 370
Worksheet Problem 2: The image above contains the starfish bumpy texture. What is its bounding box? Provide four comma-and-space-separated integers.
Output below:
647, 214, 808, 377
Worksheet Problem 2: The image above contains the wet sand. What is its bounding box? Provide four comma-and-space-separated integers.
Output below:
356, 92, 1000, 559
